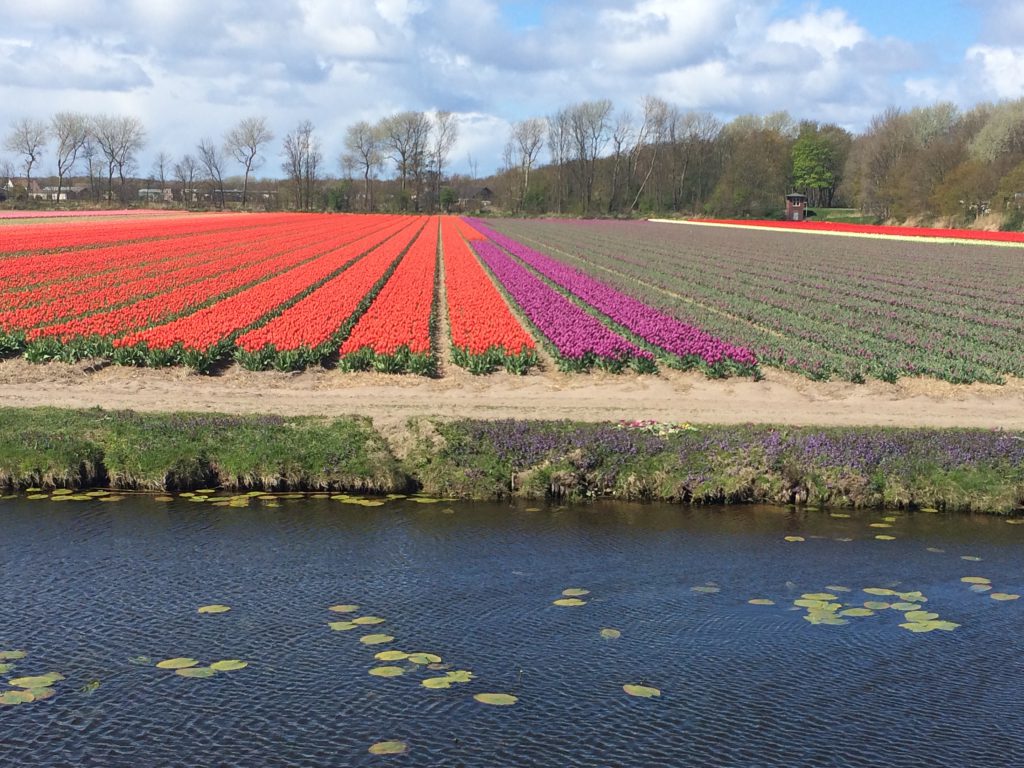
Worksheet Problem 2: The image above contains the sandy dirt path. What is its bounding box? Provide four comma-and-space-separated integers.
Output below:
1, 359, 1022, 432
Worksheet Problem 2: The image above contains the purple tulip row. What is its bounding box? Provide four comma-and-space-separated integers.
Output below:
470, 239, 648, 368
466, 219, 758, 370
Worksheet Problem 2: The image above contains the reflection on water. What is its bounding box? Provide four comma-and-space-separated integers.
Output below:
0, 496, 1022, 767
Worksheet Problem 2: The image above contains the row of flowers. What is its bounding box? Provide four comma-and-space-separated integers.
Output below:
466, 219, 758, 377
467, 237, 652, 373
234, 220, 424, 371
442, 218, 537, 375
108, 217, 412, 371
336, 217, 441, 375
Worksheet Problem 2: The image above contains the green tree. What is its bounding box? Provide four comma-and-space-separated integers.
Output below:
791, 122, 851, 207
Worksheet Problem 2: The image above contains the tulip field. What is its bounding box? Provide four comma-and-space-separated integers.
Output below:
485, 218, 1024, 384
1, 211, 1020, 383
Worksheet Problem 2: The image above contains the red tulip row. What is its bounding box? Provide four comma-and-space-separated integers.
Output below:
234, 219, 426, 370
24, 217, 400, 355
338, 217, 440, 374
442, 217, 537, 374
109, 216, 414, 371
0, 219, 345, 323
0, 217, 308, 294
2, 212, 302, 255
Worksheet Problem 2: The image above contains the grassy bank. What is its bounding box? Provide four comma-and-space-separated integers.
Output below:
407, 419, 1024, 515
0, 407, 405, 492
1, 408, 1021, 514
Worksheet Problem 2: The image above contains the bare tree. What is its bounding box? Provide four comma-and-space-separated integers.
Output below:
80, 136, 100, 201
4, 117, 48, 195
152, 150, 171, 194
607, 110, 634, 212
379, 111, 431, 209
547, 109, 571, 214
197, 138, 227, 209
92, 114, 146, 203
51, 112, 89, 204
507, 118, 545, 212
567, 99, 613, 213
431, 110, 459, 211
629, 96, 671, 211
342, 120, 382, 211
225, 116, 273, 207
173, 153, 199, 206
281, 120, 319, 210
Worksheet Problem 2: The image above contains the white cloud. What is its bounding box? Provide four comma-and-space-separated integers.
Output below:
965, 45, 1024, 100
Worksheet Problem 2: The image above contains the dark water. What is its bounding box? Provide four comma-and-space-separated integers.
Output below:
1, 495, 1022, 767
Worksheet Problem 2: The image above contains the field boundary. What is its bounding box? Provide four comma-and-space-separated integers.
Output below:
650, 219, 1024, 248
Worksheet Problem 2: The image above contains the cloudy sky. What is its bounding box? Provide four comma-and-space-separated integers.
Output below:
2, 0, 1022, 179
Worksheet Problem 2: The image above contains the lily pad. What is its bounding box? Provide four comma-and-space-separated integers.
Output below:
209, 660, 248, 672
352, 616, 386, 625
829, 513, 851, 519
960, 555, 982, 562
27, 686, 56, 701
27, 494, 49, 500
474, 692, 518, 705
99, 496, 126, 502
690, 586, 720, 594
369, 666, 405, 678
904, 611, 939, 622
969, 584, 992, 593
600, 628, 622, 639
0, 650, 26, 661
51, 489, 73, 496
863, 601, 891, 610
175, 666, 217, 678
562, 588, 590, 597
960, 577, 991, 585
328, 604, 359, 613
328, 621, 358, 631
890, 602, 919, 611
553, 598, 587, 606
747, 599, 775, 606
874, 535, 896, 541
197, 604, 231, 614
9, 672, 64, 688
863, 588, 897, 596
359, 634, 394, 645
991, 593, 1020, 601
926, 547, 945, 553
375, 651, 410, 662
622, 684, 660, 698
156, 658, 199, 670
783, 536, 804, 542
0, 664, 12, 674
445, 670, 474, 683
421, 676, 453, 689
369, 741, 407, 755
824, 585, 852, 593
801, 593, 837, 601
839, 608, 875, 617
869, 523, 892, 528
407, 653, 442, 665
0, 690, 34, 705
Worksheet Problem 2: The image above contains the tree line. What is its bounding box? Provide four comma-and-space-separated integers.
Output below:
6, 97, 1024, 225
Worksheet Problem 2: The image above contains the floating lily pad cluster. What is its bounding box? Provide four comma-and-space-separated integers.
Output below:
0, 650, 64, 706
553, 587, 590, 607
19, 488, 126, 502
779, 585, 960, 633
961, 576, 1019, 602
326, 602, 515, 706
154, 657, 248, 678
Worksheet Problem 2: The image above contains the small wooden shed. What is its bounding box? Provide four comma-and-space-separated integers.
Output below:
785, 193, 808, 221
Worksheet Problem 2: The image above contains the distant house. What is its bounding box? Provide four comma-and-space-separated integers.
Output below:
138, 188, 174, 202
4, 177, 42, 198
457, 186, 494, 211
36, 185, 90, 201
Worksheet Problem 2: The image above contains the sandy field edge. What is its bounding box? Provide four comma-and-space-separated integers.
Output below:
1, 359, 1022, 434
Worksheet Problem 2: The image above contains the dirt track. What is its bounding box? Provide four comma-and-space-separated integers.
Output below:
1, 359, 1022, 432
